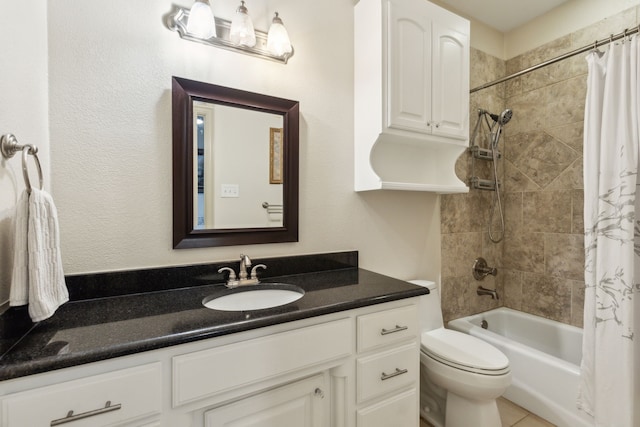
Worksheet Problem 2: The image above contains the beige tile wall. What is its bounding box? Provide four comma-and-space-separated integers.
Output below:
440, 48, 506, 323
441, 7, 640, 327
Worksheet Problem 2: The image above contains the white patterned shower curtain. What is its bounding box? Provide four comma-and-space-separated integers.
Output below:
579, 34, 640, 427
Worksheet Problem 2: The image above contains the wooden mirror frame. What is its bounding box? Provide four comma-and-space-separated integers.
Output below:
172, 76, 299, 248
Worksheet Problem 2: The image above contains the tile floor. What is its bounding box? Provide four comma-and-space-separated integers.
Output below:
419, 397, 556, 427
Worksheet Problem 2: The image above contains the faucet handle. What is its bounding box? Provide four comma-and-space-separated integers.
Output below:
250, 264, 267, 280
218, 267, 237, 280
218, 267, 239, 287
472, 257, 497, 280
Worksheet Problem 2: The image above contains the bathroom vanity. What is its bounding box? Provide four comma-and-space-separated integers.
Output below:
0, 252, 427, 426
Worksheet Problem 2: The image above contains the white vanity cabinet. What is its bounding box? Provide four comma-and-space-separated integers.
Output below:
355, 0, 470, 193
0, 298, 420, 427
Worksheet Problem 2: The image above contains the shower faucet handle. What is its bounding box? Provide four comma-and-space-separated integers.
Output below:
472, 257, 497, 280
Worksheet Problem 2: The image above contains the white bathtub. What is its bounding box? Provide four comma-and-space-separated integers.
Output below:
448, 307, 594, 427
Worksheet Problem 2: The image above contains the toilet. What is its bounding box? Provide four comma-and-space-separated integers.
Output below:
409, 280, 511, 427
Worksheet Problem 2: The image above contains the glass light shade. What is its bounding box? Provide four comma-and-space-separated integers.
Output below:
267, 13, 292, 57
229, 1, 256, 47
186, 0, 216, 39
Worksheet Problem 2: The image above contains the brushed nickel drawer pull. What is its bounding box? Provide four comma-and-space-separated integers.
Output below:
380, 325, 408, 335
380, 368, 408, 381
51, 401, 122, 426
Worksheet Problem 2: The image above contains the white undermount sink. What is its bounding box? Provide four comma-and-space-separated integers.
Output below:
203, 284, 305, 311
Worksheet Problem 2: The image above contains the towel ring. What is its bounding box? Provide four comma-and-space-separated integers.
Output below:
22, 144, 43, 193
1, 133, 44, 193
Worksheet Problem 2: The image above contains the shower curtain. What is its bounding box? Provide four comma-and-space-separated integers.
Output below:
580, 34, 640, 427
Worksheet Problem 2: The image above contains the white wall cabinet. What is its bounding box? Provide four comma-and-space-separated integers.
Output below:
355, 0, 470, 193
0, 299, 420, 427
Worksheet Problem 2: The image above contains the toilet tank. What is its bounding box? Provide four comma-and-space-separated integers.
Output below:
408, 280, 444, 331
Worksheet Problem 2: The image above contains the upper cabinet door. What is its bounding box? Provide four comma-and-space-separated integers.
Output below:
431, 21, 469, 140
386, 0, 469, 141
386, 2, 431, 134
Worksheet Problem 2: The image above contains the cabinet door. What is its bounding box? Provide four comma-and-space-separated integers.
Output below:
386, 0, 432, 134
431, 20, 469, 140
204, 375, 326, 427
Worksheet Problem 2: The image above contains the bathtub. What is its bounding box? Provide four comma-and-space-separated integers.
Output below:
448, 307, 594, 427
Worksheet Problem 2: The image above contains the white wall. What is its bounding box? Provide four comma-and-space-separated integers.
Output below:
212, 107, 282, 229
4, 0, 638, 301
433, 0, 640, 60
505, 0, 640, 59
0, 0, 49, 306
41, 0, 441, 282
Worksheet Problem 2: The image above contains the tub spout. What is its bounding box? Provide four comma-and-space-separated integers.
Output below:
477, 286, 499, 300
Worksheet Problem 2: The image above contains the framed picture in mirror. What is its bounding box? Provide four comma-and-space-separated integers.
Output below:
270, 127, 283, 184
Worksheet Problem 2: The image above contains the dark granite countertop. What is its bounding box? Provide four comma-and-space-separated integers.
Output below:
0, 252, 428, 382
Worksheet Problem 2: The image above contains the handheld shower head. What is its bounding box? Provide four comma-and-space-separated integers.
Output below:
488, 109, 512, 125
499, 109, 512, 125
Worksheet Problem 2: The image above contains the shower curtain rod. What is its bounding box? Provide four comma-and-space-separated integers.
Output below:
470, 24, 640, 93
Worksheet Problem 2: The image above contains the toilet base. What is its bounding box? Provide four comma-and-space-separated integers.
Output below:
420, 363, 446, 427
445, 392, 501, 427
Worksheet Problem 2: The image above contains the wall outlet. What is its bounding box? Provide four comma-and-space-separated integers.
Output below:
220, 184, 240, 198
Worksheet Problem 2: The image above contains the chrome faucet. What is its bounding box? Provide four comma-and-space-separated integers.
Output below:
477, 286, 499, 300
218, 254, 267, 288
239, 254, 252, 281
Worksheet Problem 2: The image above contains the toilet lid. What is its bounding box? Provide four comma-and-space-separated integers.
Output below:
421, 328, 509, 375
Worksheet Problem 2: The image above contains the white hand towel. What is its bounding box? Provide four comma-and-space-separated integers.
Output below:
9, 191, 29, 306
10, 189, 69, 322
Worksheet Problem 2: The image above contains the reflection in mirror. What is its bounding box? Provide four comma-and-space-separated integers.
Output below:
172, 76, 299, 248
193, 101, 284, 229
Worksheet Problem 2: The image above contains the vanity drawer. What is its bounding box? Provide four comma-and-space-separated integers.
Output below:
1, 362, 162, 427
357, 304, 417, 352
356, 388, 418, 427
356, 342, 417, 403
173, 318, 352, 406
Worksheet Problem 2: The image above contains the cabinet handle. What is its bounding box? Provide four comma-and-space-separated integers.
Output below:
314, 387, 325, 399
380, 325, 408, 335
380, 368, 408, 381
50, 401, 122, 426
435, 122, 440, 128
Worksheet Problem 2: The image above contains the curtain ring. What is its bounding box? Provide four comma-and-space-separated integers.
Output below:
21, 144, 43, 194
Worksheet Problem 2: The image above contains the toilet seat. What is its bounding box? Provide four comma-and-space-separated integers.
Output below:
421, 328, 510, 376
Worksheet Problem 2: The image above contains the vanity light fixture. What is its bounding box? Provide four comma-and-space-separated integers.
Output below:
266, 12, 292, 57
186, 0, 216, 39
166, 2, 294, 64
229, 1, 256, 48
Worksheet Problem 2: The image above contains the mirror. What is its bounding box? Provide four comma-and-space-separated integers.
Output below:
172, 77, 299, 248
